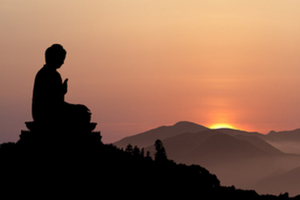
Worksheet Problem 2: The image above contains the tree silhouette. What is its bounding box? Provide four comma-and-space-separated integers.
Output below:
125, 143, 133, 154
133, 145, 141, 157
154, 139, 167, 162
141, 148, 144, 157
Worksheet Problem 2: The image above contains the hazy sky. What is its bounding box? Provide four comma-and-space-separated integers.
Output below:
2, 0, 300, 143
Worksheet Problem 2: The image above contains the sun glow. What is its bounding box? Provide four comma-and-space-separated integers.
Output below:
209, 123, 236, 130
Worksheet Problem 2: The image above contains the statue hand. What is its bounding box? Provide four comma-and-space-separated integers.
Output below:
63, 78, 68, 94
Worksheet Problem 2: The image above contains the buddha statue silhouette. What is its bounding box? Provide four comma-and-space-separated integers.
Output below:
31, 44, 91, 130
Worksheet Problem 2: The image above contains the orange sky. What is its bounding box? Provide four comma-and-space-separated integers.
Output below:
1, 1, 300, 143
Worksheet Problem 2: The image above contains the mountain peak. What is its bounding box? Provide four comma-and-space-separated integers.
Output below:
268, 130, 277, 135
174, 121, 196, 125
114, 121, 209, 148
174, 121, 206, 128
171, 121, 209, 132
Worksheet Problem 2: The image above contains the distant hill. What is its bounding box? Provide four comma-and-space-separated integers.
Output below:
184, 132, 281, 165
113, 121, 209, 149
142, 129, 299, 191
142, 129, 283, 165
114, 121, 300, 196
253, 166, 300, 196
215, 128, 262, 137
266, 129, 300, 142
263, 129, 300, 155
233, 135, 283, 156
210, 128, 300, 155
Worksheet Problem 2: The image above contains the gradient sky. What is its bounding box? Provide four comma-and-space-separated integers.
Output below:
2, 0, 300, 143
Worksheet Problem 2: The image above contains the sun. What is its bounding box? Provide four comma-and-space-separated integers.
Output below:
209, 123, 236, 130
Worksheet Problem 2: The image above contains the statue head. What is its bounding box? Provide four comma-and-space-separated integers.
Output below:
45, 44, 67, 68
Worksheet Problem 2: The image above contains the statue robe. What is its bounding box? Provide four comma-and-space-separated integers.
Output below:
32, 65, 90, 125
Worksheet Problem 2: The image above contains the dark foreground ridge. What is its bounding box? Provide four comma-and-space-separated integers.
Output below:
0, 123, 299, 199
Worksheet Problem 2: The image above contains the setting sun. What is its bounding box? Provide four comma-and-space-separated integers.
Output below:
209, 123, 236, 130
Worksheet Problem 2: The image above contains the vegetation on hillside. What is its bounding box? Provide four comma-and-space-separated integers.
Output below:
0, 133, 298, 199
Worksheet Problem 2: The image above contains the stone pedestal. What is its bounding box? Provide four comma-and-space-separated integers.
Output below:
18, 121, 102, 149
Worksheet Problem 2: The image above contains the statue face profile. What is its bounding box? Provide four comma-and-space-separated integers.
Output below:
45, 44, 67, 69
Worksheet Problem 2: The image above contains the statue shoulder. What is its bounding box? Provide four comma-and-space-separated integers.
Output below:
35, 66, 61, 81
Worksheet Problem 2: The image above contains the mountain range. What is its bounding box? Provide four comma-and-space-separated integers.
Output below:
113, 121, 300, 197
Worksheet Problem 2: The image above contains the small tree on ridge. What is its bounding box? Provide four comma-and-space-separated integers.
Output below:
154, 139, 167, 162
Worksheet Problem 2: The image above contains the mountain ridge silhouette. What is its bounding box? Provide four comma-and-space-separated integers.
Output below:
114, 121, 300, 197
